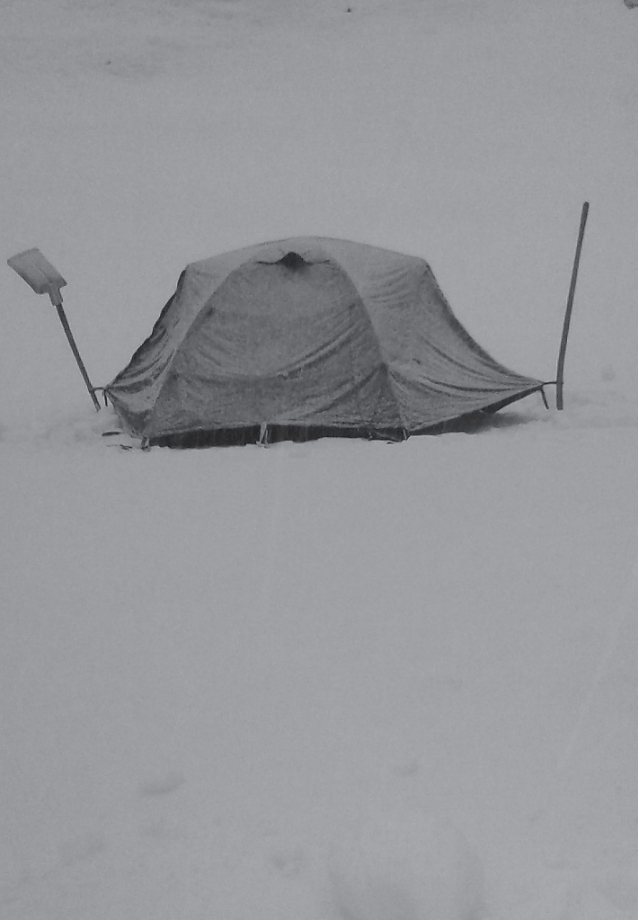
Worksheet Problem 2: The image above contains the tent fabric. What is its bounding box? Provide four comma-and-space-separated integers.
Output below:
104, 237, 544, 445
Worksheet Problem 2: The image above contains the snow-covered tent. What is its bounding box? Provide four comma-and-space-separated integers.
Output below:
104, 237, 544, 447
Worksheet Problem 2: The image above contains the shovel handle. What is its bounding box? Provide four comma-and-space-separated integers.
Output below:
54, 302, 101, 411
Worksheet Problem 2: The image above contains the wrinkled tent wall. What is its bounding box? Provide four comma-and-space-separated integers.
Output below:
105, 238, 543, 446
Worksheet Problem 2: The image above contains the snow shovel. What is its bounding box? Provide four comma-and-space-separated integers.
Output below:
7, 248, 101, 411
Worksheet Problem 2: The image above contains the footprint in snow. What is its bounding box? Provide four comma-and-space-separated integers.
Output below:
327, 806, 485, 920
137, 770, 185, 798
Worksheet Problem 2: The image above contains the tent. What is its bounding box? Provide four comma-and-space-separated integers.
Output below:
104, 237, 544, 447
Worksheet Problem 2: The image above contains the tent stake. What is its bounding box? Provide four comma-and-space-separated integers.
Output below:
556, 201, 589, 410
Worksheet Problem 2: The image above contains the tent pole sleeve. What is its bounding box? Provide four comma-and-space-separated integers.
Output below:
54, 302, 101, 411
556, 201, 589, 410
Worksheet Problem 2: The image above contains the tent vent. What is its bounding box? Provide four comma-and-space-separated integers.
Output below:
278, 251, 307, 271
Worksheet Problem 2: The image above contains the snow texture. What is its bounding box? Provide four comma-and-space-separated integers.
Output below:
328, 807, 485, 920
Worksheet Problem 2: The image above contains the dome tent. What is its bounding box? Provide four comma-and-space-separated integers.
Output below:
104, 237, 544, 447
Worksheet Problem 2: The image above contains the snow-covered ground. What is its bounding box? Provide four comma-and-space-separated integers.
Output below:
2, 1, 638, 917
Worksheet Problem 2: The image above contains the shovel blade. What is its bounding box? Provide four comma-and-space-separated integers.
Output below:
7, 248, 67, 301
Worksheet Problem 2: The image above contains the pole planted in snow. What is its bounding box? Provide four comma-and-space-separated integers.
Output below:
556, 201, 589, 410
7, 248, 101, 411
52, 295, 101, 411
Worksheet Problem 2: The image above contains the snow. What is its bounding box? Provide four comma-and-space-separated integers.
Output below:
328, 806, 484, 919
2, 1, 638, 918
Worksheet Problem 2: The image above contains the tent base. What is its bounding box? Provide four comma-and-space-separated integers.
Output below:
150, 424, 409, 449
145, 392, 543, 448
